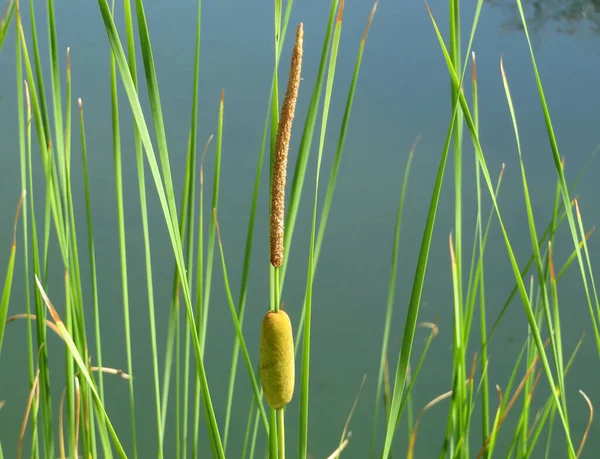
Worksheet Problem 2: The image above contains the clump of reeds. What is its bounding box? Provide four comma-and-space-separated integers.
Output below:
269, 23, 304, 268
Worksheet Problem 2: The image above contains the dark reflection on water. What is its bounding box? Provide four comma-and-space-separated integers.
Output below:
487, 0, 600, 36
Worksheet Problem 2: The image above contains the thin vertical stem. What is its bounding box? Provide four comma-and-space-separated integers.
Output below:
277, 409, 285, 459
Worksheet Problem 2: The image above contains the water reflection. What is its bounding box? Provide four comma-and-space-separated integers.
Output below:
487, 0, 600, 36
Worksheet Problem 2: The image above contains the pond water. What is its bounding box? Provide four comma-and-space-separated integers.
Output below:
1, 0, 599, 457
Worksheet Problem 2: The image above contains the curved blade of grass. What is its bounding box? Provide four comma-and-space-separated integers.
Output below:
312, 1, 377, 267
63, 279, 76, 458
293, 0, 378, 369
196, 72, 224, 353
381, 39, 461, 459
0, 192, 24, 356
26, 0, 51, 148
298, 4, 345, 457
557, 227, 595, 281
160, 121, 197, 459
449, 0, 465, 445
241, 393, 256, 458
193, 91, 225, 455
213, 209, 269, 433
336, 373, 366, 459
19, 367, 40, 459
63, 60, 77, 455
45, 0, 66, 212
521, 272, 547, 454
470, 52, 491, 451
370, 136, 417, 457
24, 82, 49, 459
572, 200, 600, 352
395, 323, 440, 429
278, 0, 339, 292
162, 40, 203, 459
34, 276, 126, 457
63, 46, 98, 459
192, 136, 213, 457
408, 388, 456, 459
249, 401, 262, 459
449, 3, 486, 454
119, 0, 164, 455
181, 1, 202, 456
0, 0, 15, 52
500, 59, 571, 435
109, 27, 137, 456
270, 0, 282, 170
199, 88, 224, 347
15, 15, 40, 458
448, 235, 468, 458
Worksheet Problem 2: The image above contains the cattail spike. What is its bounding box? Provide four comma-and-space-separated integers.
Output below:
260, 310, 295, 409
270, 23, 303, 268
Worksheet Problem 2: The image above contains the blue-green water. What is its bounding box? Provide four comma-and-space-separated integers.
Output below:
1, 0, 600, 457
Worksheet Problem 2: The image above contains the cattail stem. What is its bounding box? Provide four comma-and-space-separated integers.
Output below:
269, 409, 278, 458
278, 408, 286, 459
277, 408, 285, 459
270, 23, 304, 268
274, 268, 280, 312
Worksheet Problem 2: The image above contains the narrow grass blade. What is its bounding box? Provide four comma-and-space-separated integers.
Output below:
278, 0, 339, 290
15, 12, 40, 457
381, 36, 462, 459
299, 4, 345, 457
0, 192, 25, 355
181, 1, 202, 455
119, 1, 165, 454
109, 32, 138, 456
0, 0, 15, 52
370, 136, 417, 456
78, 97, 106, 408
213, 209, 269, 432
500, 58, 571, 436
571, 200, 600, 352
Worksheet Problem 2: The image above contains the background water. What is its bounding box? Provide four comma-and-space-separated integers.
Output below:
1, 0, 600, 457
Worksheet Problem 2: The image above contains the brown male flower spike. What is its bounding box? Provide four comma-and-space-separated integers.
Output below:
270, 23, 303, 268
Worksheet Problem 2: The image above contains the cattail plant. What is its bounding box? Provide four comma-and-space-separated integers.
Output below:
261, 21, 303, 400
261, 21, 303, 459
